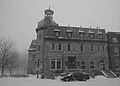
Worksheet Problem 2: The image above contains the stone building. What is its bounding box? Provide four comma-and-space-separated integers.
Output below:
27, 7, 109, 75
107, 32, 120, 72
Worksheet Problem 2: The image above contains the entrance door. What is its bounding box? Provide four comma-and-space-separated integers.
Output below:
100, 63, 105, 71
68, 57, 76, 69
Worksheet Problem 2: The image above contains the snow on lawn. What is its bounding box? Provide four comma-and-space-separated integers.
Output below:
0, 75, 120, 86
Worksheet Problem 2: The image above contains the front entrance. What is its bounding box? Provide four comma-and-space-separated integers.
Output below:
68, 57, 76, 69
100, 63, 106, 71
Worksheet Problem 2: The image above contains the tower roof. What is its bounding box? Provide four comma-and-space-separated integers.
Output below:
37, 7, 58, 28
44, 6, 54, 15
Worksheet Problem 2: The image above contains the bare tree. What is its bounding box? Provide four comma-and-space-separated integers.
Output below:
7, 50, 20, 75
0, 37, 16, 75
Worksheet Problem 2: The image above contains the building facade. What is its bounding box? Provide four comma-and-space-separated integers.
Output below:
107, 32, 120, 72
27, 7, 109, 75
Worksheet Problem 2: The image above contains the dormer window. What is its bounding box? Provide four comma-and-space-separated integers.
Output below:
54, 29, 60, 37
67, 32, 72, 37
99, 34, 103, 39
79, 29, 84, 38
66, 29, 72, 37
79, 33, 84, 38
112, 38, 117, 42
89, 33, 94, 39
88, 29, 94, 39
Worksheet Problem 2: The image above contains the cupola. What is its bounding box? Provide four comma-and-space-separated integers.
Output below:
37, 6, 58, 29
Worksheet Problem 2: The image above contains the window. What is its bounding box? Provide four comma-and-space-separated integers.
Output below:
116, 59, 120, 69
99, 34, 103, 39
98, 46, 100, 51
57, 44, 62, 51
68, 44, 71, 51
51, 43, 55, 51
37, 35, 41, 39
54, 31, 60, 37
89, 33, 94, 39
65, 61, 68, 66
57, 59, 62, 69
38, 45, 40, 51
114, 47, 119, 56
35, 61, 37, 67
112, 38, 117, 42
50, 59, 62, 70
32, 54, 35, 60
90, 60, 95, 69
80, 45, 84, 52
37, 59, 40, 67
51, 59, 55, 69
67, 32, 72, 37
102, 46, 105, 52
79, 33, 84, 38
90, 45, 94, 52
80, 60, 86, 69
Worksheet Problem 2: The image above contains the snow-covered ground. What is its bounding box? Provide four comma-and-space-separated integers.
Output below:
0, 75, 120, 86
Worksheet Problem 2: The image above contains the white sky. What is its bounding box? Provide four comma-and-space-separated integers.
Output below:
0, 0, 120, 51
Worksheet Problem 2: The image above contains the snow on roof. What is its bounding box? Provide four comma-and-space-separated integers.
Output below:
78, 29, 84, 33
54, 29, 60, 31
28, 48, 36, 51
88, 30, 94, 33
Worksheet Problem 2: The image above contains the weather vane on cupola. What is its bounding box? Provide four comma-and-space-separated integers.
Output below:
44, 5, 54, 16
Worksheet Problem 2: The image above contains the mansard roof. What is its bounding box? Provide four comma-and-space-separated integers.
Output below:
37, 19, 58, 28
107, 32, 120, 35
28, 39, 37, 51
43, 25, 107, 41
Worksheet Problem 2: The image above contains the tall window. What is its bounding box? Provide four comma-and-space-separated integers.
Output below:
51, 59, 55, 69
37, 35, 41, 39
80, 45, 84, 52
50, 59, 62, 70
89, 33, 94, 39
91, 45, 94, 52
35, 61, 37, 67
32, 54, 35, 60
51, 43, 55, 51
68, 44, 71, 51
102, 45, 105, 52
57, 44, 62, 51
90, 60, 95, 69
114, 47, 119, 56
98, 46, 100, 51
38, 45, 40, 51
57, 59, 62, 69
80, 60, 86, 69
116, 59, 120, 69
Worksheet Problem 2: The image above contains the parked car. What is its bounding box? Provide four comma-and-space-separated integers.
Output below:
61, 72, 90, 82
60, 72, 72, 77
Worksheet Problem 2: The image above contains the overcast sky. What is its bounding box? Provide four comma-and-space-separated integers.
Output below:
0, 0, 120, 51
